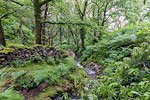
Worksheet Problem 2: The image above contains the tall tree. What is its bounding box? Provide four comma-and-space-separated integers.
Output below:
33, 0, 53, 44
0, 12, 16, 46
0, 19, 6, 46
75, 0, 89, 50
19, 13, 24, 45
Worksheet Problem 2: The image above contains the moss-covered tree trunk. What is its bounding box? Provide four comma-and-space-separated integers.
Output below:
19, 14, 24, 45
75, 0, 88, 51
34, 0, 42, 44
42, 3, 48, 45
0, 19, 6, 46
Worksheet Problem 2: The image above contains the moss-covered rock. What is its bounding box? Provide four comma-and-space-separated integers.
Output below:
0, 44, 67, 68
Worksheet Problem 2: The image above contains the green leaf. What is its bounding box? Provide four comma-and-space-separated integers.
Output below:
131, 91, 141, 96
127, 91, 133, 97
109, 82, 118, 87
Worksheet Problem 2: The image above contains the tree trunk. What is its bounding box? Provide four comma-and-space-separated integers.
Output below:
42, 3, 48, 45
75, 28, 79, 51
0, 19, 6, 46
59, 26, 62, 45
51, 27, 54, 46
34, 0, 42, 44
80, 27, 85, 50
67, 26, 70, 45
19, 14, 24, 45
69, 26, 77, 45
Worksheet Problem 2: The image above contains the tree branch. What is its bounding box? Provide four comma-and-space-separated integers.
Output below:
42, 21, 91, 26
75, 0, 83, 19
9, 0, 24, 6
82, 0, 88, 17
39, 0, 54, 6
0, 11, 16, 19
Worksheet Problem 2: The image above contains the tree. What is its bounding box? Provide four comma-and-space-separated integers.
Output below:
75, 0, 89, 50
33, 0, 54, 44
0, 12, 16, 46
0, 18, 6, 46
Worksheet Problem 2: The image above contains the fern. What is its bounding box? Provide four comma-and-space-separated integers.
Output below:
11, 71, 25, 80
0, 87, 24, 100
33, 72, 49, 85
45, 56, 56, 65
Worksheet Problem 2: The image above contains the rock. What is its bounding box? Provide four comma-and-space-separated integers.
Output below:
87, 62, 103, 73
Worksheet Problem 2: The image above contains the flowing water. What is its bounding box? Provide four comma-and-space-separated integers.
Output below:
54, 51, 97, 100
66, 51, 97, 80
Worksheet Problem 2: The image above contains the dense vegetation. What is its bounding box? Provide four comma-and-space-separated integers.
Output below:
1, 0, 150, 100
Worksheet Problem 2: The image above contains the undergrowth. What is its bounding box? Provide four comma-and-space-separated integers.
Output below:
0, 55, 86, 100
78, 23, 150, 99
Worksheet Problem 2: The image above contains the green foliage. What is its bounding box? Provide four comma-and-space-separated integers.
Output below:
45, 57, 56, 65
0, 87, 24, 100
9, 58, 31, 67
33, 72, 49, 85
9, 55, 45, 67
81, 23, 150, 66
57, 44, 77, 51
0, 56, 79, 89
31, 55, 44, 63
11, 71, 25, 80
54, 64, 70, 77
79, 34, 150, 99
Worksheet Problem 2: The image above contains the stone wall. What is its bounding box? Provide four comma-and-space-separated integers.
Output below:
0, 46, 66, 68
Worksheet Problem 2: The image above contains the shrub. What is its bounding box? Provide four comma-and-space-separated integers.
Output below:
45, 57, 56, 65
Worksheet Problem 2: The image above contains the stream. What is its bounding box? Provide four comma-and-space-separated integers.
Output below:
54, 51, 97, 100
67, 51, 97, 80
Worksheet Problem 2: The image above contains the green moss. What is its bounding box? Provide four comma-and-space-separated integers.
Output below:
33, 44, 46, 48
34, 79, 72, 99
7, 43, 33, 50
7, 43, 25, 48
34, 86, 58, 99
0, 47, 14, 54
0, 44, 35, 54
